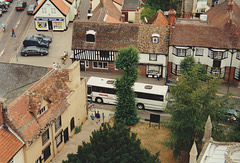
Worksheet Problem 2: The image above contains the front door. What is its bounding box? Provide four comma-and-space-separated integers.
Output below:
212, 60, 221, 77
48, 21, 53, 30
80, 61, 85, 71
64, 127, 69, 143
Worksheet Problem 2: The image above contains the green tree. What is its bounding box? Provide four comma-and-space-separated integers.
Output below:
141, 7, 156, 21
144, 0, 170, 12
164, 57, 232, 158
228, 115, 240, 142
114, 45, 140, 126
63, 123, 159, 163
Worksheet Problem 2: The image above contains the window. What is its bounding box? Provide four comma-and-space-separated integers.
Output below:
149, 54, 157, 61
100, 51, 109, 58
42, 129, 49, 145
55, 116, 62, 132
86, 30, 96, 42
51, 8, 56, 14
177, 49, 187, 57
42, 8, 47, 14
35, 157, 42, 163
56, 132, 62, 147
92, 86, 117, 94
85, 61, 89, 68
237, 52, 240, 60
235, 68, 240, 81
201, 8, 206, 12
135, 92, 164, 101
171, 63, 181, 75
70, 117, 75, 131
173, 47, 191, 57
43, 145, 51, 161
151, 33, 160, 44
93, 61, 108, 69
39, 106, 46, 115
208, 50, 228, 60
195, 48, 204, 56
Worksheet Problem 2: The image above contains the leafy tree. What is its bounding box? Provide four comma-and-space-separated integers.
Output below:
141, 7, 156, 21
164, 57, 232, 158
228, 115, 240, 142
114, 45, 140, 126
63, 123, 159, 163
144, 0, 170, 12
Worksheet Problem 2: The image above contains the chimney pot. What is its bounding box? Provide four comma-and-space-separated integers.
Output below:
168, 9, 176, 26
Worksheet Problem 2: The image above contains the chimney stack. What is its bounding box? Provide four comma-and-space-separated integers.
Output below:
0, 97, 7, 126
228, 0, 233, 22
168, 9, 176, 26
100, 0, 104, 7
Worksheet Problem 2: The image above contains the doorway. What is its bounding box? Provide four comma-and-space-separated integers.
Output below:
48, 21, 53, 30
64, 127, 69, 143
212, 60, 221, 77
80, 61, 85, 71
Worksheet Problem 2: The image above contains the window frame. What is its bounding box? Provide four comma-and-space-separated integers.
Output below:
43, 144, 51, 161
195, 48, 204, 56
55, 132, 62, 147
42, 129, 49, 145
237, 51, 240, 60
93, 61, 108, 69
55, 116, 62, 132
51, 8, 56, 15
42, 8, 47, 15
149, 54, 157, 61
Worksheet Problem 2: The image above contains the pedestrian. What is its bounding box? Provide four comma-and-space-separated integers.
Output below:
57, 63, 61, 69
77, 11, 80, 19
11, 28, 16, 37
156, 72, 160, 81
95, 111, 100, 123
53, 62, 57, 70
1, 24, 5, 32
90, 113, 95, 124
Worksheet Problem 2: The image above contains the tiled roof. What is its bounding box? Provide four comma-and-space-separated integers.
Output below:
72, 21, 169, 54
122, 0, 139, 10
170, 23, 240, 49
112, 0, 123, 6
33, 0, 69, 16
7, 70, 71, 145
205, 0, 240, 27
90, 0, 122, 22
105, 15, 122, 23
0, 126, 24, 163
147, 10, 169, 26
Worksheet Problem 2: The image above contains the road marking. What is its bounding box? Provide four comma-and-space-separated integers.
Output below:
0, 49, 4, 57
15, 20, 20, 29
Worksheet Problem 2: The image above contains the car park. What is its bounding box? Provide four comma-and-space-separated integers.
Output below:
27, 4, 36, 15
21, 46, 48, 56
33, 34, 52, 43
23, 36, 49, 48
15, 1, 26, 11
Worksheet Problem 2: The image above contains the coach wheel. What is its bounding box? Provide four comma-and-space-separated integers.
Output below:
137, 103, 144, 110
96, 97, 103, 103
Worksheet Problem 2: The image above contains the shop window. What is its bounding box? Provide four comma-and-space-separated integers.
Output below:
42, 129, 49, 145
56, 132, 62, 147
100, 51, 109, 58
195, 48, 204, 56
42, 8, 47, 15
70, 117, 75, 131
151, 33, 160, 44
86, 30, 96, 42
43, 145, 51, 161
93, 61, 108, 69
55, 116, 62, 132
149, 54, 157, 61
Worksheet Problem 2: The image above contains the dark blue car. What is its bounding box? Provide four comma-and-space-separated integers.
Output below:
23, 36, 49, 48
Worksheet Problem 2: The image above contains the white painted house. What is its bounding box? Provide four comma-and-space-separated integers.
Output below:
33, 0, 70, 31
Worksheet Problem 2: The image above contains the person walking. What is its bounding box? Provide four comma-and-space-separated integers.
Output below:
53, 62, 57, 70
95, 111, 100, 123
1, 24, 5, 32
90, 113, 95, 124
11, 28, 16, 37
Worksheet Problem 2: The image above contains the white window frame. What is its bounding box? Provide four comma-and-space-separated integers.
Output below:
42, 8, 47, 15
195, 48, 204, 56
149, 54, 157, 61
237, 51, 240, 60
51, 8, 56, 15
93, 61, 108, 69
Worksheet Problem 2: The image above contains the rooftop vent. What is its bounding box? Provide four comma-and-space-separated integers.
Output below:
144, 85, 153, 89
106, 80, 115, 84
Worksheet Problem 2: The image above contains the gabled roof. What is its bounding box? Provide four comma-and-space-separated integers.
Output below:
7, 69, 71, 146
0, 125, 24, 162
33, 0, 69, 16
122, 0, 139, 11
105, 15, 122, 23
72, 21, 169, 54
147, 10, 169, 26
112, 0, 123, 6
90, 0, 122, 22
170, 23, 240, 49
205, 0, 240, 27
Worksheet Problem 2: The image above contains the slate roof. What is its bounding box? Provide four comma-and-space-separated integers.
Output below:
72, 21, 169, 54
205, 0, 240, 27
33, 0, 70, 16
0, 125, 24, 163
0, 63, 51, 105
170, 23, 240, 49
7, 69, 71, 146
90, 0, 122, 22
122, 0, 139, 10
147, 10, 169, 26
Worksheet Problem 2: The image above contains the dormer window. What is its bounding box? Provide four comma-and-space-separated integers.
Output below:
39, 106, 46, 115
86, 30, 96, 42
151, 33, 160, 44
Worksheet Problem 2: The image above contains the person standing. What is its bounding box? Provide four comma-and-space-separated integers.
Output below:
90, 113, 95, 124
95, 111, 100, 123
57, 63, 61, 69
156, 72, 160, 81
53, 62, 57, 70
11, 28, 16, 37
1, 24, 5, 32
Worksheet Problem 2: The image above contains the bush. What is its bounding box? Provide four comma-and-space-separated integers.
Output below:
75, 123, 83, 134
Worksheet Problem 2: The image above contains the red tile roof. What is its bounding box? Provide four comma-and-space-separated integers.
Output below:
0, 126, 24, 163
170, 23, 240, 49
33, 0, 69, 16
205, 0, 240, 27
147, 10, 169, 26
112, 0, 123, 6
7, 70, 71, 146
105, 15, 122, 23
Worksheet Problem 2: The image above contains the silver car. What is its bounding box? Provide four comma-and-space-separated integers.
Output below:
21, 46, 48, 56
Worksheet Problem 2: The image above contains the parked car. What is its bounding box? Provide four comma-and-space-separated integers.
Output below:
27, 4, 36, 15
15, 1, 26, 11
224, 109, 239, 122
21, 46, 48, 56
0, 2, 8, 12
33, 34, 52, 43
5, 0, 12, 3
0, 0, 10, 7
23, 36, 49, 48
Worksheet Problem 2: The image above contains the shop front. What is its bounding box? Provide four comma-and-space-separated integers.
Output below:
34, 17, 66, 31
